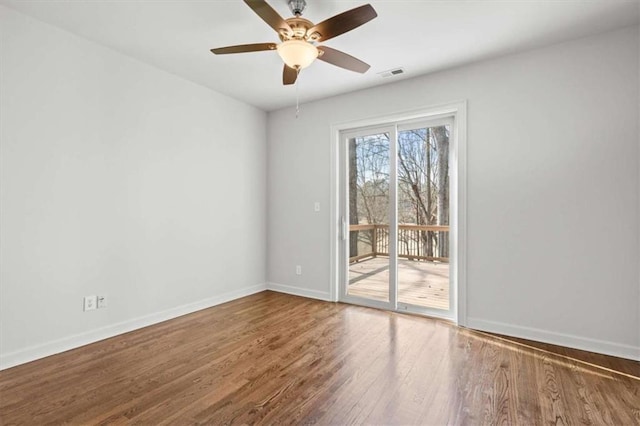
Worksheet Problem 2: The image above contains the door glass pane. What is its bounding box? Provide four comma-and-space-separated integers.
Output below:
347, 133, 390, 302
396, 125, 450, 310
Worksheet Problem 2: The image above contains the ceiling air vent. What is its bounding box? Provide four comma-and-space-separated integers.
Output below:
378, 68, 405, 78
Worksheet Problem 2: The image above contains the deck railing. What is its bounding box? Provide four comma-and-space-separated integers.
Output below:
349, 224, 449, 263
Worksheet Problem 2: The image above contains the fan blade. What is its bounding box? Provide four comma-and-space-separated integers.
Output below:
244, 0, 292, 35
211, 43, 277, 55
283, 65, 298, 85
308, 4, 377, 42
317, 46, 370, 73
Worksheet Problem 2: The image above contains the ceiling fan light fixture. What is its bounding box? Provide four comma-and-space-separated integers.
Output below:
210, 1, 378, 85
276, 40, 318, 70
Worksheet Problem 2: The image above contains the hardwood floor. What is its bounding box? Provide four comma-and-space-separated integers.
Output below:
1, 291, 638, 425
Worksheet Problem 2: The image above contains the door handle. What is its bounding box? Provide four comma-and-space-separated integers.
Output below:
340, 217, 347, 241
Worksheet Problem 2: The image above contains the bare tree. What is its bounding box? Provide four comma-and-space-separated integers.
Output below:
354, 135, 389, 253
432, 126, 449, 257
348, 138, 359, 258
348, 127, 449, 260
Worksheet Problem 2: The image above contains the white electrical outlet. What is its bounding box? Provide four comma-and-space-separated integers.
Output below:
84, 295, 97, 311
296, 265, 302, 275
97, 295, 107, 309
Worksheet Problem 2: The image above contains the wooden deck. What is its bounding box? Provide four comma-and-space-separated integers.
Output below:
348, 257, 449, 310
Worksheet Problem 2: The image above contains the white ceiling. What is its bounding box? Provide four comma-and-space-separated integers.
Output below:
2, 0, 638, 111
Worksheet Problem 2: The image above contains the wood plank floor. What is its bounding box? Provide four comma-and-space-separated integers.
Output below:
349, 257, 449, 310
1, 291, 638, 425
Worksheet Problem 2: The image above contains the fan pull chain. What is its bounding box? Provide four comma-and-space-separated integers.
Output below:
295, 68, 300, 119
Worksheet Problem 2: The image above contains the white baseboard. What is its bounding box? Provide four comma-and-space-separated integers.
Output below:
267, 282, 332, 302
466, 317, 640, 361
0, 283, 267, 371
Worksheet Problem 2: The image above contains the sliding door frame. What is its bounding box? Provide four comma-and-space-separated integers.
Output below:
329, 101, 467, 325
338, 125, 398, 310
395, 115, 454, 318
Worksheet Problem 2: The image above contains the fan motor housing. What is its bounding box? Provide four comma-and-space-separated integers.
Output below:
280, 17, 319, 42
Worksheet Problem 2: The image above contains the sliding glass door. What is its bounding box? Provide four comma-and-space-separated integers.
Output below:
342, 127, 395, 308
396, 120, 451, 313
338, 118, 454, 318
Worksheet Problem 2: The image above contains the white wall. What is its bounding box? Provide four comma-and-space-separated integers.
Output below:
267, 26, 640, 359
0, 6, 267, 369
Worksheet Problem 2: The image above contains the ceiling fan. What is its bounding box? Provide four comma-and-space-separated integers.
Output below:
211, 0, 377, 85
